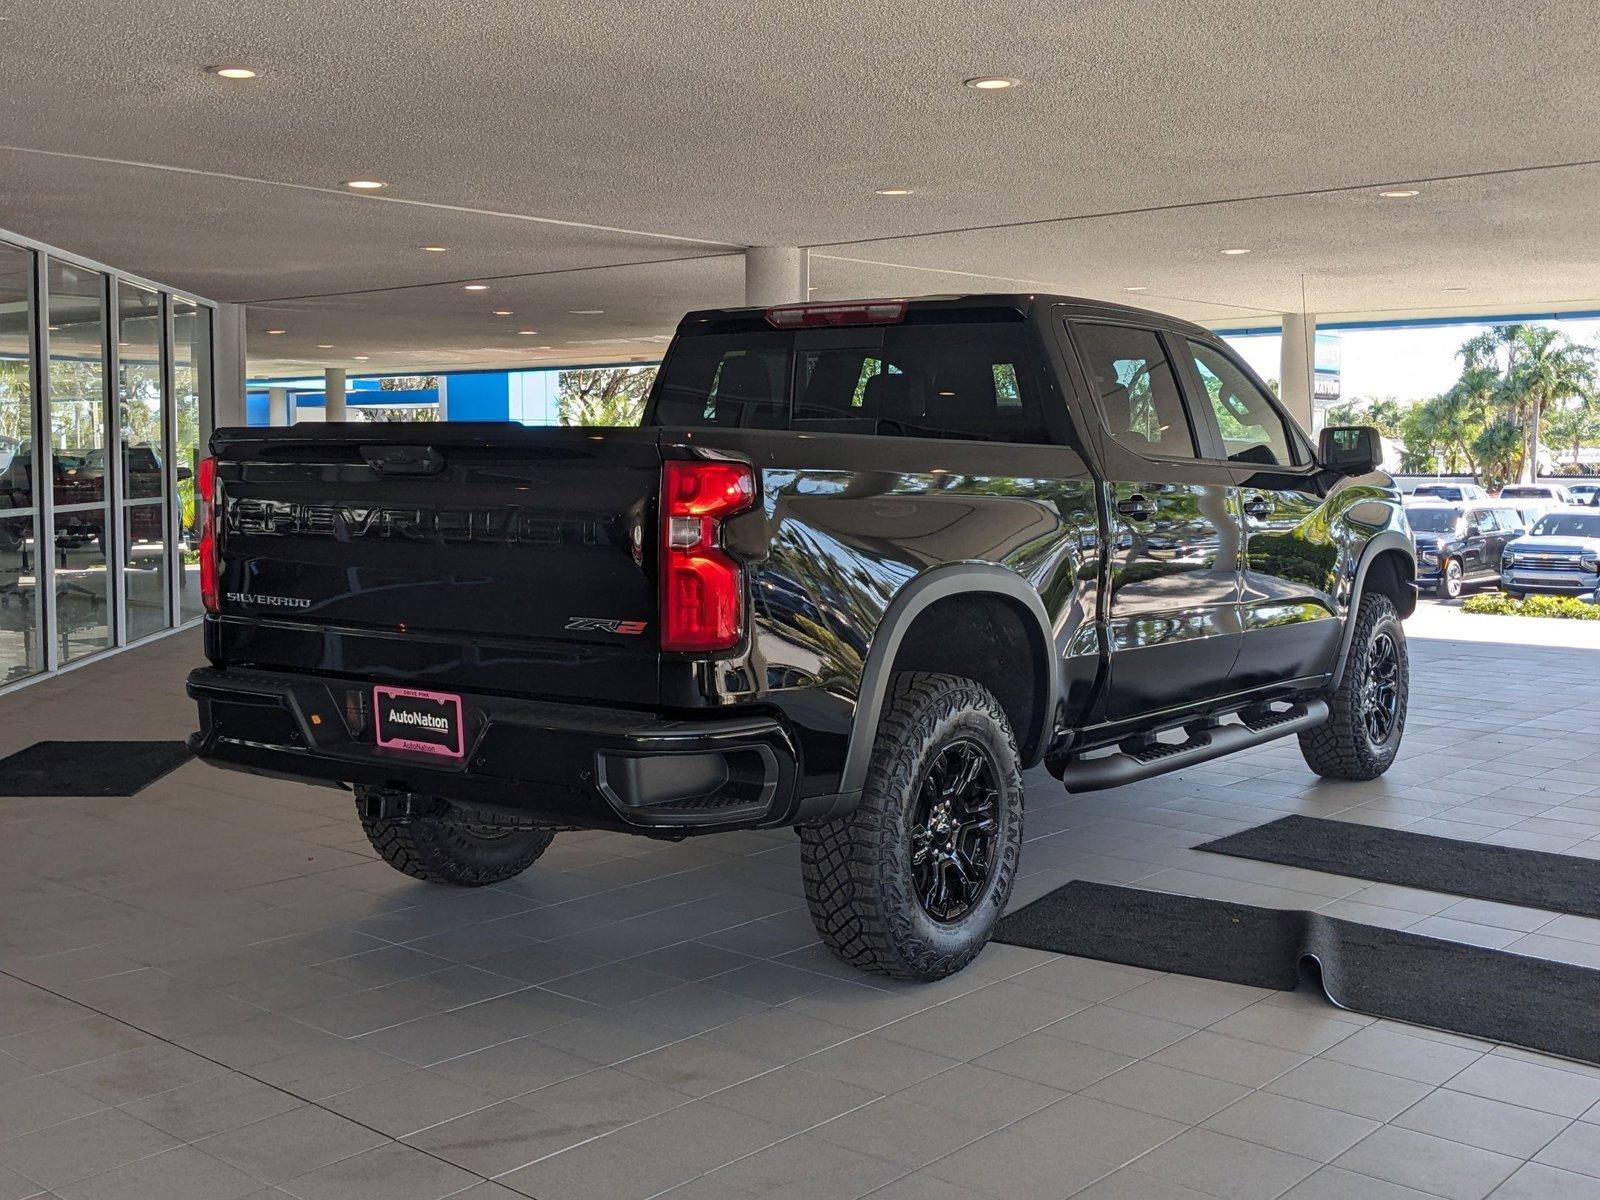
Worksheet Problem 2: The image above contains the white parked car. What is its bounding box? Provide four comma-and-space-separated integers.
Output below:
1500, 507, 1600, 600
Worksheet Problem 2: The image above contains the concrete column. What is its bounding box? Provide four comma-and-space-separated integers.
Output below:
436, 376, 449, 421
268, 387, 289, 426
324, 367, 347, 421
744, 247, 809, 307
1279, 312, 1316, 432
210, 302, 248, 432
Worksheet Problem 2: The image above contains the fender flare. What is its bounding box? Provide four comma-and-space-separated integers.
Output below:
837, 562, 1062, 795
1329, 530, 1415, 690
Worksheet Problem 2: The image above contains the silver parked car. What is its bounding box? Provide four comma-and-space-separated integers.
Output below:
1500, 507, 1600, 600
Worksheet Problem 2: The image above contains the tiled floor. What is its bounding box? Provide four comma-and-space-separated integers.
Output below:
1, 605, 1600, 1199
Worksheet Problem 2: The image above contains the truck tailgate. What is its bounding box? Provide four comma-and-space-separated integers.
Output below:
210, 424, 662, 704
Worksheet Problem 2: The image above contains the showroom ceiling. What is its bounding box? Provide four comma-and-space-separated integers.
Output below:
3, 0, 1599, 375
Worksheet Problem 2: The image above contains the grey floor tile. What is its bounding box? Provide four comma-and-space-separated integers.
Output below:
1279, 1165, 1441, 1199
500, 1137, 706, 1200
402, 1097, 604, 1176
1147, 1030, 1309, 1088
197, 1104, 387, 1183
1134, 1128, 1320, 1200
281, 1142, 480, 1200
1206, 1001, 1364, 1055
53, 1145, 261, 1200
972, 1030, 1134, 1092
1449, 1057, 1600, 1118
1080, 1061, 1250, 1124
703, 1063, 880, 1129
0, 1107, 178, 1189
924, 1124, 1121, 1200
1264, 1056, 1435, 1122
1393, 1089, 1570, 1159
1534, 1121, 1600, 1178
895, 1064, 1068, 1129
1332, 1126, 1520, 1200
1320, 1025, 1485, 1085
1489, 1163, 1600, 1199
609, 1099, 792, 1174
52, 1042, 223, 1105
426, 1035, 596, 1099
321, 1069, 500, 1138
1201, 1091, 1379, 1162
616, 1037, 779, 1098
0, 1075, 105, 1140
1070, 1168, 1221, 1198
798, 1034, 959, 1094
813, 1094, 985, 1167
1039, 1004, 1198, 1058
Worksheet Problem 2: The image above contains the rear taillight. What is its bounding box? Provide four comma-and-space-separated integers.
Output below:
660, 459, 755, 652
197, 456, 219, 613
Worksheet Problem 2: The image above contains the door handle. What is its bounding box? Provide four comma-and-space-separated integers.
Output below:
1242, 496, 1275, 519
1116, 494, 1157, 521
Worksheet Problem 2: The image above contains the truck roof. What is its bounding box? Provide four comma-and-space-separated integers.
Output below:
677, 293, 1219, 339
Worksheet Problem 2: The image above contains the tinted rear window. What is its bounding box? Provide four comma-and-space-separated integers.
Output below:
1531, 511, 1600, 537
648, 321, 1048, 443
1407, 508, 1461, 533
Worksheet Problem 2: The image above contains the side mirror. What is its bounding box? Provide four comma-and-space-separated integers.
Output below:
1318, 425, 1381, 475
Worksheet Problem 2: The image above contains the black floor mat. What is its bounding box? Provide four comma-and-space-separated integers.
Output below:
0, 741, 192, 796
1197, 814, 1600, 920
996, 880, 1600, 1064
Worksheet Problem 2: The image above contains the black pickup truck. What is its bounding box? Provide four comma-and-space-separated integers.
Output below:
189, 295, 1415, 981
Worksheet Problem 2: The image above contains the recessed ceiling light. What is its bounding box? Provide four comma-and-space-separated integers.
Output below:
1123, 286, 1148, 292
492, 309, 513, 316
317, 343, 334, 348
421, 245, 449, 252
517, 329, 538, 335
569, 309, 604, 314
207, 64, 257, 80
352, 355, 369, 361
463, 283, 488, 291
343, 179, 387, 190
874, 187, 913, 196
1379, 189, 1420, 199
1443, 286, 1468, 292
1220, 248, 1251, 255
964, 76, 1018, 90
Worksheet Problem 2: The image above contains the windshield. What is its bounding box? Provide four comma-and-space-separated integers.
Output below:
649, 319, 1048, 443
1530, 512, 1600, 537
1407, 509, 1462, 534
1501, 486, 1553, 498
1413, 486, 1462, 499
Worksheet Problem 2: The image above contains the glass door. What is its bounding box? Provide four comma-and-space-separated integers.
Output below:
117, 283, 170, 641
45, 259, 112, 663
0, 243, 41, 684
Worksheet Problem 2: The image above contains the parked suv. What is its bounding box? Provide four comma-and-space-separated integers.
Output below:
1408, 502, 1524, 598
1500, 507, 1600, 599
188, 295, 1415, 980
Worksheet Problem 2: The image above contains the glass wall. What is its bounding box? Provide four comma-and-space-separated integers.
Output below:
118, 284, 169, 642
45, 260, 112, 664
0, 227, 216, 691
173, 299, 208, 622
0, 244, 40, 685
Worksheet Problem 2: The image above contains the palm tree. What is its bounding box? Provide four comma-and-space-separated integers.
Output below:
1461, 325, 1596, 481
1544, 395, 1600, 470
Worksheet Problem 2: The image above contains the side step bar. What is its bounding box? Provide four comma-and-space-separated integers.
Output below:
1049, 699, 1330, 793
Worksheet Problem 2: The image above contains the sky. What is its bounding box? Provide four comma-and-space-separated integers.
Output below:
1225, 317, 1600, 406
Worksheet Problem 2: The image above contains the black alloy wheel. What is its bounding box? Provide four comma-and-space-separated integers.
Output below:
1360, 629, 1402, 748
910, 739, 1000, 923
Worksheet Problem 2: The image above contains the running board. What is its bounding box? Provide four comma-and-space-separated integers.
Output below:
1050, 699, 1329, 793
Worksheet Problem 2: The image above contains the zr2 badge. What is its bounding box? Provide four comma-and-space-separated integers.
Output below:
565, 616, 648, 635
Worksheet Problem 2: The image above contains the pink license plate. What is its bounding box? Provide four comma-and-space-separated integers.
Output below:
373, 686, 464, 758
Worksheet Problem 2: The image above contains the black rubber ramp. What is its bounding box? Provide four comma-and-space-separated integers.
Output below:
0, 741, 192, 796
996, 881, 1600, 1065
1198, 814, 1600, 920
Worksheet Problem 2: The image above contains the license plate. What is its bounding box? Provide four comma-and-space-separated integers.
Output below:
373, 686, 464, 759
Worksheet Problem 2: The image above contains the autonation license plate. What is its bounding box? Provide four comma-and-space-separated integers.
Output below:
373, 686, 464, 759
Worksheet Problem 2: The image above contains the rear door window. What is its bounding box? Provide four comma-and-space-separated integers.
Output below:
1071, 322, 1197, 459
651, 334, 791, 429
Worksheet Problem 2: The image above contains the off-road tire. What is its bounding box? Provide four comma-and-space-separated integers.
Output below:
1436, 559, 1463, 599
799, 672, 1024, 981
357, 792, 554, 886
1299, 592, 1408, 780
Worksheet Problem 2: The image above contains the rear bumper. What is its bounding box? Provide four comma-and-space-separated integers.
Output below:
187, 666, 850, 835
